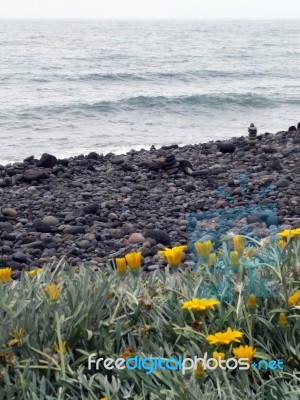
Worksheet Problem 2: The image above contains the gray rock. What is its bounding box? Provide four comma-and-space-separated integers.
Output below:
63, 226, 86, 234
33, 219, 54, 233
1, 208, 18, 218
24, 168, 49, 182
24, 241, 45, 250
42, 216, 59, 226
77, 240, 90, 249
12, 252, 29, 264
0, 222, 14, 232
276, 179, 290, 188
120, 187, 132, 194
128, 232, 145, 244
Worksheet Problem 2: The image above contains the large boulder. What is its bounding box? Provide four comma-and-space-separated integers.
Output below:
37, 153, 57, 168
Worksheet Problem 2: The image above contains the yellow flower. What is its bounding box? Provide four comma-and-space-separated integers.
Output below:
212, 351, 226, 364
45, 284, 60, 302
206, 327, 244, 345
247, 294, 257, 310
27, 268, 43, 277
233, 235, 244, 254
288, 290, 300, 307
194, 361, 205, 378
0, 267, 12, 283
115, 258, 126, 274
194, 241, 213, 257
157, 245, 187, 267
125, 252, 142, 271
278, 312, 288, 328
7, 327, 25, 347
100, 398, 109, 400
233, 345, 256, 365
277, 240, 286, 249
208, 253, 216, 267
230, 251, 239, 266
53, 341, 67, 354
181, 298, 220, 312
278, 228, 300, 240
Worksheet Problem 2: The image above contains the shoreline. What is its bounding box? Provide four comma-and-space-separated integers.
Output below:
1, 127, 300, 273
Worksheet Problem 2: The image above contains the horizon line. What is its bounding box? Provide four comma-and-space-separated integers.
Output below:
1, 17, 300, 21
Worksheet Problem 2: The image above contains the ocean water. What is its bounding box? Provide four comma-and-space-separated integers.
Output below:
0, 19, 299, 164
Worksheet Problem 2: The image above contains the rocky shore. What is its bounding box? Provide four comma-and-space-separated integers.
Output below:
1, 126, 300, 276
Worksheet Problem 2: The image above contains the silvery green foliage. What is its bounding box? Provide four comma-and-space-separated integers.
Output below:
0, 238, 299, 399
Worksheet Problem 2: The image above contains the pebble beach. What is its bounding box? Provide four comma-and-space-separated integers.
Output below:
1, 126, 300, 276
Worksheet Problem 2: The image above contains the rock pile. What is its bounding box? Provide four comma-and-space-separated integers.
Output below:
1, 127, 300, 276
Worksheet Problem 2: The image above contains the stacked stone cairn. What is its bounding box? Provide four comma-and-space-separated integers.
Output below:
164, 154, 178, 171
248, 123, 257, 144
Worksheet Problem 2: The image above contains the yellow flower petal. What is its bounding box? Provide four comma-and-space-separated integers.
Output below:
206, 327, 244, 345
233, 345, 256, 364
181, 298, 220, 312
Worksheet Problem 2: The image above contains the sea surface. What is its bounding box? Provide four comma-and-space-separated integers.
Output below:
0, 19, 299, 164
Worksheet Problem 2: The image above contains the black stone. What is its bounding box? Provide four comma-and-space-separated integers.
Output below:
57, 159, 69, 166
148, 161, 164, 171
37, 153, 58, 168
269, 158, 283, 171
86, 152, 101, 160
218, 143, 236, 153
184, 184, 196, 192
23, 155, 34, 162
82, 203, 99, 215
12, 252, 29, 264
191, 170, 208, 177
162, 144, 179, 150
33, 219, 53, 233
288, 126, 297, 132
144, 229, 171, 245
